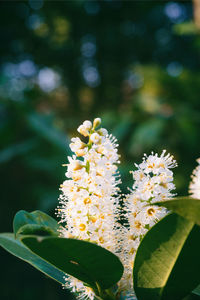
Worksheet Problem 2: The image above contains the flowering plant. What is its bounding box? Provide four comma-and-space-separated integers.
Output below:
1, 118, 200, 300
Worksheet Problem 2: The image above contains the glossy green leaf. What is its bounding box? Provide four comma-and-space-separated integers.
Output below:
22, 236, 124, 291
13, 210, 60, 237
133, 213, 200, 300
0, 233, 65, 285
155, 197, 200, 226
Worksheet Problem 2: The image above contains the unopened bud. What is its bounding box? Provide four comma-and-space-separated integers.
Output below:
77, 125, 89, 137
93, 118, 101, 128
98, 128, 108, 136
90, 132, 101, 144
83, 120, 92, 130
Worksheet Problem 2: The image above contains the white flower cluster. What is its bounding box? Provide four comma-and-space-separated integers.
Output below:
118, 150, 177, 295
189, 158, 200, 199
58, 118, 121, 299
58, 117, 178, 300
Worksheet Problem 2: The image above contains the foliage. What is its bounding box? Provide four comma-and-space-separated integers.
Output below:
13, 210, 60, 237
1, 198, 200, 300
0, 233, 66, 285
1, 210, 124, 300
155, 197, 200, 226
133, 213, 200, 300
22, 236, 123, 292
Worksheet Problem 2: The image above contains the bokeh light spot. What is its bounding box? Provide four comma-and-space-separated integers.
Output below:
19, 60, 37, 77
83, 66, 100, 88
164, 2, 186, 23
27, 14, 43, 30
167, 62, 183, 77
38, 68, 60, 92
81, 41, 96, 58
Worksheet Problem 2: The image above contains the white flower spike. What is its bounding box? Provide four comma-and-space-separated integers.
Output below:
118, 150, 177, 296
58, 118, 121, 299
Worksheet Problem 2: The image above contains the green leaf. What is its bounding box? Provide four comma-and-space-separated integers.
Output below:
193, 285, 200, 296
22, 236, 124, 291
155, 197, 200, 226
13, 210, 60, 238
133, 213, 200, 300
0, 233, 65, 285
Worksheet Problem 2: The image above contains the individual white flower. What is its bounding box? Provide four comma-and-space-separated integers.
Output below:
57, 118, 121, 300
69, 137, 87, 156
189, 158, 200, 199
66, 156, 84, 173
118, 150, 177, 295
77, 120, 92, 137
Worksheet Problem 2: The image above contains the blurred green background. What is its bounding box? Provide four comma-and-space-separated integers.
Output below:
1, 0, 200, 299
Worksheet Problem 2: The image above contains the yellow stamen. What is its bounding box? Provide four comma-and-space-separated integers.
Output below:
134, 220, 142, 229
99, 237, 104, 243
84, 198, 91, 204
147, 208, 155, 216
79, 224, 86, 231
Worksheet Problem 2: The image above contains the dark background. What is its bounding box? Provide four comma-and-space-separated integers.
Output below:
1, 0, 200, 299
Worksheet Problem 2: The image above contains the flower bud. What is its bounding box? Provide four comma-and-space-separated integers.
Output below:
98, 128, 108, 136
77, 124, 89, 137
93, 118, 101, 128
70, 137, 86, 152
83, 120, 92, 130
90, 132, 101, 144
